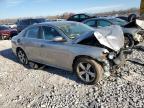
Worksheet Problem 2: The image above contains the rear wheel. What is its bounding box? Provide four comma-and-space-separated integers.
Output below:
73, 57, 103, 84
17, 49, 28, 65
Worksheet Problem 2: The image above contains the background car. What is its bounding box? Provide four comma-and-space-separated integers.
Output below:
67, 13, 97, 22
83, 17, 143, 48
117, 14, 137, 22
116, 16, 129, 22
16, 18, 46, 33
83, 17, 128, 28
6, 23, 17, 29
0, 25, 17, 40
12, 21, 126, 84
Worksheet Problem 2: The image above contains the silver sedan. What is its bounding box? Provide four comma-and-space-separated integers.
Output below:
12, 21, 125, 84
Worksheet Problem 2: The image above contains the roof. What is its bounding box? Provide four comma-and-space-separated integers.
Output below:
37, 21, 80, 26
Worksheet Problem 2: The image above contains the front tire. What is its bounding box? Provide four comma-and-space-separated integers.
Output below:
73, 57, 103, 84
124, 34, 134, 48
17, 49, 28, 65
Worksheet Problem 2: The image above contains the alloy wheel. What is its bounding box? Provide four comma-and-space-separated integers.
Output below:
77, 62, 96, 83
17, 50, 28, 64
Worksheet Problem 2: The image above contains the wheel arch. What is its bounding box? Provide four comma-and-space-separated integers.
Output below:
72, 55, 101, 71
16, 47, 24, 53
124, 33, 135, 47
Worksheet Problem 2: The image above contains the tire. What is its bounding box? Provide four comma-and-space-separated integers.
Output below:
73, 57, 103, 84
17, 49, 28, 65
124, 34, 134, 48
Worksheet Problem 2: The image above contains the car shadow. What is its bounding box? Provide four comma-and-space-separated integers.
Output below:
0, 48, 82, 84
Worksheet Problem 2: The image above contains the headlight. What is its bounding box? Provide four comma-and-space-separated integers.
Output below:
103, 49, 109, 54
108, 52, 116, 60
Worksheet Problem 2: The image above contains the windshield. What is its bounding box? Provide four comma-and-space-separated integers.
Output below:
109, 18, 128, 26
0, 26, 9, 30
55, 22, 94, 39
31, 19, 46, 24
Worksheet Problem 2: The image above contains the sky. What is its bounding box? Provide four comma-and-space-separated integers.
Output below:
0, 0, 141, 19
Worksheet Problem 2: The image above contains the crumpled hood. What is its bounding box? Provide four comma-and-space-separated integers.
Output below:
94, 25, 124, 52
74, 25, 124, 52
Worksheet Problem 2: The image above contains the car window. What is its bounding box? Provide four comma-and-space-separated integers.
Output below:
55, 22, 94, 39
31, 19, 46, 24
109, 18, 128, 26
97, 20, 111, 27
85, 20, 96, 27
80, 15, 86, 19
80, 15, 89, 19
0, 26, 9, 30
42, 26, 61, 40
25, 26, 39, 39
73, 15, 79, 19
20, 20, 30, 25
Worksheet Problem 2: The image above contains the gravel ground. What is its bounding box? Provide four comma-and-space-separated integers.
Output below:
0, 40, 144, 108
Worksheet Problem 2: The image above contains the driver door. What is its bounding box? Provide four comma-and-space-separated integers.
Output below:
39, 26, 71, 69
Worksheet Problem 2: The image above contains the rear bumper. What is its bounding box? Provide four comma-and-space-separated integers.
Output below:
11, 42, 17, 56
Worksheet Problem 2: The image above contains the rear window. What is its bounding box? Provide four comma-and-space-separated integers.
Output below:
109, 18, 128, 26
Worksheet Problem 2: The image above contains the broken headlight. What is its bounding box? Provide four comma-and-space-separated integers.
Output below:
108, 52, 116, 60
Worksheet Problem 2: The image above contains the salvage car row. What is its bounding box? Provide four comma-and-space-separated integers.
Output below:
1, 14, 144, 84
11, 21, 144, 84
1, 14, 144, 48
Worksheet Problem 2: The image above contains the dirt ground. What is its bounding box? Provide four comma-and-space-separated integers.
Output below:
0, 40, 144, 108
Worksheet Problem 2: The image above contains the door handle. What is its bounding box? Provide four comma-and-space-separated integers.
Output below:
17, 39, 21, 43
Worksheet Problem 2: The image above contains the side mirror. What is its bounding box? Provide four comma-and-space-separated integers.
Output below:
53, 36, 66, 42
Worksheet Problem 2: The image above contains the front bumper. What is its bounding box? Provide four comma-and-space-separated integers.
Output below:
102, 49, 129, 77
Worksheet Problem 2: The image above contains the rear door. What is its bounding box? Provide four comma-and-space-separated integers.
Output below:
22, 26, 44, 62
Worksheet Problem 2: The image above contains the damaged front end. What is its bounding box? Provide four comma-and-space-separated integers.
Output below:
94, 25, 128, 77
77, 25, 128, 77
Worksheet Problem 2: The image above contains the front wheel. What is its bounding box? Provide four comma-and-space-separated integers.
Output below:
73, 57, 103, 84
124, 34, 134, 48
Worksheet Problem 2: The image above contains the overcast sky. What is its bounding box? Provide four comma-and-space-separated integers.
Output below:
0, 0, 141, 19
